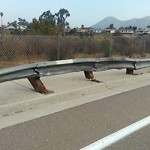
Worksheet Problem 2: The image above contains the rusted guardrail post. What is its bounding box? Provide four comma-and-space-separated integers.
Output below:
126, 68, 134, 75
84, 71, 101, 83
28, 77, 49, 94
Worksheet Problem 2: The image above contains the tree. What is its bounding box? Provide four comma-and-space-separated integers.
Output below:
7, 21, 20, 34
132, 26, 137, 31
147, 25, 150, 29
81, 24, 84, 29
27, 18, 40, 34
7, 18, 28, 34
6, 9, 70, 36
128, 26, 132, 29
109, 24, 114, 29
26, 9, 70, 35
69, 28, 77, 35
55, 8, 70, 35
18, 18, 29, 28
8, 21, 18, 30
39, 10, 56, 26
27, 18, 60, 35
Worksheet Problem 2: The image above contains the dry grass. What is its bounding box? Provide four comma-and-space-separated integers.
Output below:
1, 53, 150, 69
0, 55, 49, 68
0, 35, 150, 69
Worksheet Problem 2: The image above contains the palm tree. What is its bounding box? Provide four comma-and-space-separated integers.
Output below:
0, 12, 4, 27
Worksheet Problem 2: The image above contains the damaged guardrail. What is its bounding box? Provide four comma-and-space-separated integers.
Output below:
0, 57, 150, 94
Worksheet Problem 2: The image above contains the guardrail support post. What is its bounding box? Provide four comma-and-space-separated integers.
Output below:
28, 77, 49, 94
126, 68, 134, 75
84, 71, 94, 80
84, 71, 101, 83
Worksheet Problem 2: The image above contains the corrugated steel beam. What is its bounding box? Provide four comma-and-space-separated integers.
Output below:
1, 57, 150, 94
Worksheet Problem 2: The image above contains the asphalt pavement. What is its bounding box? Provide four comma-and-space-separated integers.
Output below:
105, 125, 150, 150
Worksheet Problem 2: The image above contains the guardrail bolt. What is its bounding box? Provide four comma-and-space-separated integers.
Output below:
126, 68, 134, 75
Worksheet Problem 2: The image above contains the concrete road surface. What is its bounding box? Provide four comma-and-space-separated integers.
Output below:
0, 85, 150, 150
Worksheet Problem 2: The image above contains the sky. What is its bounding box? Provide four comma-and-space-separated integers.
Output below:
0, 0, 150, 28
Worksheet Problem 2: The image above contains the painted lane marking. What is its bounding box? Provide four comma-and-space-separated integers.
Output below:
81, 116, 150, 150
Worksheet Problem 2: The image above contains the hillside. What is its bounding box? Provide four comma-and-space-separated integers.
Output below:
92, 16, 150, 29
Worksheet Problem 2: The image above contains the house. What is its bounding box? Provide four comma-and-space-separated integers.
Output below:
103, 27, 116, 34
76, 28, 89, 33
143, 28, 150, 34
119, 29, 134, 34
136, 29, 144, 35
68, 26, 101, 36
93, 28, 102, 34
75, 27, 94, 36
134, 28, 150, 35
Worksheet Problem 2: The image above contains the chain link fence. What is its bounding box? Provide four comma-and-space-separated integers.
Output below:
0, 34, 150, 68
110, 35, 150, 58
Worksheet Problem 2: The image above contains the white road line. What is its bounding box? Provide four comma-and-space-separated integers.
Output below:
81, 116, 150, 150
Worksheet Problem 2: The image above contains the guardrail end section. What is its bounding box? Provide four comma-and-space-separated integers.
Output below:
28, 77, 51, 94
126, 68, 134, 75
84, 71, 101, 83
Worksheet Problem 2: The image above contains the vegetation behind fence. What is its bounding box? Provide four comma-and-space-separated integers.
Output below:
0, 34, 150, 68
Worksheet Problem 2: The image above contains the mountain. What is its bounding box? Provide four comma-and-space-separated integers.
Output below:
91, 16, 150, 29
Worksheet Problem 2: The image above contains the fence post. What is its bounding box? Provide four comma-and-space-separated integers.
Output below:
143, 34, 147, 57
57, 35, 61, 60
109, 36, 112, 57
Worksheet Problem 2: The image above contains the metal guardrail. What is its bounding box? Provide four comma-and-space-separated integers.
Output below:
0, 57, 150, 94
0, 58, 135, 82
